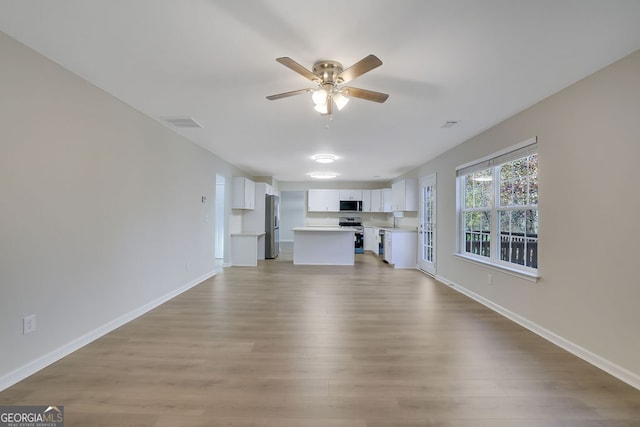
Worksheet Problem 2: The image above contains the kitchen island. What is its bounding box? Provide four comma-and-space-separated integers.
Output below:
292, 226, 356, 265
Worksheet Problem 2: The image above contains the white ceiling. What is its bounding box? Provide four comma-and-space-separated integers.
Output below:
2, 1, 640, 182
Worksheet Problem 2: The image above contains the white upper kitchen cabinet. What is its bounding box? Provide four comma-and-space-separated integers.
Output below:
339, 189, 363, 201
361, 190, 372, 212
308, 189, 340, 212
382, 188, 392, 212
307, 189, 324, 212
370, 188, 392, 212
370, 189, 381, 212
326, 190, 340, 211
243, 183, 271, 232
232, 176, 256, 210
392, 179, 418, 212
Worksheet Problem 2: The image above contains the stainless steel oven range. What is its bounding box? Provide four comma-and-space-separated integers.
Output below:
338, 216, 364, 254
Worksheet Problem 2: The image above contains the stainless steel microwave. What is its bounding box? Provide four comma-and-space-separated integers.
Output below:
339, 200, 362, 212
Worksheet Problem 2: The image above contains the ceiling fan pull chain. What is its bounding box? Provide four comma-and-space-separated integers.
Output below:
324, 114, 333, 129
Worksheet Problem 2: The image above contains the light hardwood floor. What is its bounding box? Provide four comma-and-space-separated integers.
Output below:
1, 253, 639, 426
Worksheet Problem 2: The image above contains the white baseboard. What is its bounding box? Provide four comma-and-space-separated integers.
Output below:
0, 269, 217, 392
435, 274, 640, 391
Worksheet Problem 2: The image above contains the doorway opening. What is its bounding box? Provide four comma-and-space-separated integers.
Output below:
279, 191, 305, 256
215, 175, 225, 269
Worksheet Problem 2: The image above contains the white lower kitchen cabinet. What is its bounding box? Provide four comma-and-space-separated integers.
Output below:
384, 232, 392, 263
363, 226, 379, 253
383, 229, 417, 268
230, 232, 266, 266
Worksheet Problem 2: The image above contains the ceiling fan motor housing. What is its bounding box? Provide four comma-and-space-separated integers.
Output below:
312, 61, 344, 85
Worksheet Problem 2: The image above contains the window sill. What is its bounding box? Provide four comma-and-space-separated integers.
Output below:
453, 253, 540, 283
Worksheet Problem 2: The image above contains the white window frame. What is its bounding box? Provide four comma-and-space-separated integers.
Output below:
455, 138, 539, 280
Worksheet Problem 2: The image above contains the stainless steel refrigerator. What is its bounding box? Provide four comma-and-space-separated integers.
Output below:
265, 194, 280, 258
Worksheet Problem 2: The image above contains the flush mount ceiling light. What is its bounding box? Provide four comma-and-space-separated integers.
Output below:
307, 171, 338, 179
312, 154, 336, 164
267, 55, 389, 116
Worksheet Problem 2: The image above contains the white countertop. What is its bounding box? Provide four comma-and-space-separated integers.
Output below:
230, 232, 266, 236
381, 227, 417, 233
365, 226, 418, 233
292, 226, 355, 232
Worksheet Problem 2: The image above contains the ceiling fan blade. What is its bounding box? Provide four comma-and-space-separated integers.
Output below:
266, 88, 311, 100
337, 54, 383, 83
342, 86, 389, 103
276, 57, 320, 83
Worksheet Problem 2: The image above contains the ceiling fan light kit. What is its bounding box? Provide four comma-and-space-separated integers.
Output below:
332, 92, 349, 110
313, 99, 329, 115
312, 88, 328, 105
267, 55, 389, 116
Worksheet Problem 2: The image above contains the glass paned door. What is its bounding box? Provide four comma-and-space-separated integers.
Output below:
419, 174, 436, 275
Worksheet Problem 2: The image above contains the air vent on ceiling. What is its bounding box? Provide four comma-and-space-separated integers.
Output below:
163, 117, 203, 128
440, 120, 460, 129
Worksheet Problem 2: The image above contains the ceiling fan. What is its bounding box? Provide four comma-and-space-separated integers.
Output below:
266, 54, 389, 115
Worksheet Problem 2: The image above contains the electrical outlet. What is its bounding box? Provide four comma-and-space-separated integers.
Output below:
23, 314, 36, 335
185, 261, 190, 271
487, 274, 493, 285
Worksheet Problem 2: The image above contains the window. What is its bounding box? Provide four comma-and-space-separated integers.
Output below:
457, 139, 538, 275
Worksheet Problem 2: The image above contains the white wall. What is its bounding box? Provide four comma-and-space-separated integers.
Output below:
0, 32, 246, 388
215, 175, 225, 259
279, 191, 305, 242
406, 49, 640, 386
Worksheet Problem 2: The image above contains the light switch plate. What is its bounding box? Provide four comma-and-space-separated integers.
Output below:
23, 314, 36, 334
